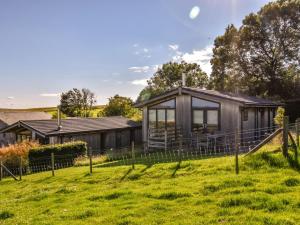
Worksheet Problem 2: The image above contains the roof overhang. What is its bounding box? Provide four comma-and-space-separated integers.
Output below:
134, 87, 283, 108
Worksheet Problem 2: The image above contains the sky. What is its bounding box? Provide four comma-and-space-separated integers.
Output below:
0, 0, 272, 108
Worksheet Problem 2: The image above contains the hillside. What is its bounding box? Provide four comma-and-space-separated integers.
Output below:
0, 106, 105, 118
1, 150, 300, 225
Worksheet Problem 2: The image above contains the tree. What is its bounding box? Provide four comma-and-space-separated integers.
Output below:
274, 106, 285, 127
137, 61, 208, 102
60, 88, 97, 117
209, 24, 239, 91
101, 95, 141, 121
210, 0, 300, 100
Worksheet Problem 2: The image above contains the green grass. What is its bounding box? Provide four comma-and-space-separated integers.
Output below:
1, 150, 300, 225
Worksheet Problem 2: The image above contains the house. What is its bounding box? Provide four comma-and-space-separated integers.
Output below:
0, 111, 52, 147
0, 116, 142, 152
135, 87, 282, 146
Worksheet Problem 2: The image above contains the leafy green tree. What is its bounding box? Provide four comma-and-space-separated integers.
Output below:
137, 61, 208, 102
210, 0, 300, 100
51, 111, 67, 119
274, 107, 285, 127
101, 95, 141, 121
60, 88, 97, 117
209, 24, 239, 91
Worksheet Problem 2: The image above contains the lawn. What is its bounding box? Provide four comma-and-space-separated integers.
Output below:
0, 150, 300, 225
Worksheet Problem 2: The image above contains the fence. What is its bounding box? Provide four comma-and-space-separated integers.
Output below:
1, 117, 299, 180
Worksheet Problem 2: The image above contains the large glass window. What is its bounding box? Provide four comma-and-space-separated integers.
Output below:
149, 109, 157, 129
192, 97, 220, 132
157, 109, 166, 128
148, 99, 176, 129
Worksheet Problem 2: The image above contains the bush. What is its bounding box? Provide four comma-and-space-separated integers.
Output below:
28, 141, 87, 160
0, 141, 39, 167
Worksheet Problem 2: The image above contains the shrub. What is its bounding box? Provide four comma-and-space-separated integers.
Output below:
0, 141, 39, 167
283, 178, 300, 187
28, 141, 87, 160
0, 211, 14, 220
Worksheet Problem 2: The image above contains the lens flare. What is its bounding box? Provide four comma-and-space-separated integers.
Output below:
189, 6, 200, 20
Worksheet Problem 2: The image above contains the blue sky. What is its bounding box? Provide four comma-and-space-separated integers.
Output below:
0, 0, 272, 108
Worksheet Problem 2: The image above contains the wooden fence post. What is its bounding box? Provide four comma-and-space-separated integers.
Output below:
51, 152, 55, 177
19, 156, 22, 181
235, 129, 239, 175
0, 160, 3, 181
296, 118, 300, 148
131, 141, 135, 169
282, 116, 289, 158
89, 149, 93, 175
164, 129, 168, 153
179, 135, 183, 164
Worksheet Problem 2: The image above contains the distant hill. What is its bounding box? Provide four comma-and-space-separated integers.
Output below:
0, 105, 105, 118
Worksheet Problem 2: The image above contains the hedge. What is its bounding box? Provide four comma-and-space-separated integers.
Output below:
28, 141, 87, 160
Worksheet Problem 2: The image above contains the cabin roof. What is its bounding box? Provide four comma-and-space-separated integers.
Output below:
0, 111, 52, 128
135, 87, 283, 108
0, 116, 141, 137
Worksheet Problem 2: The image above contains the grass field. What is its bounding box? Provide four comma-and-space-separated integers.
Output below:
1, 150, 300, 225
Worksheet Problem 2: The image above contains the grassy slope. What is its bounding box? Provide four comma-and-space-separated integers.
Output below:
0, 106, 105, 118
1, 151, 300, 225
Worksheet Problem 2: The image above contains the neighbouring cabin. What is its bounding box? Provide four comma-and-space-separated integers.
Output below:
0, 116, 142, 153
135, 87, 282, 150
0, 111, 52, 147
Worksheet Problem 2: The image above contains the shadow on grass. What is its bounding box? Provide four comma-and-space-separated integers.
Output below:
140, 164, 153, 173
171, 162, 181, 177
287, 151, 300, 172
119, 168, 133, 182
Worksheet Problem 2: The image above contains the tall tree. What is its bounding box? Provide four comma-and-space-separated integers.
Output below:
209, 24, 239, 91
210, 0, 300, 100
60, 88, 97, 117
137, 61, 208, 102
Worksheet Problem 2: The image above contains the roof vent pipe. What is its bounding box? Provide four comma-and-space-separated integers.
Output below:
57, 106, 62, 130
182, 73, 186, 87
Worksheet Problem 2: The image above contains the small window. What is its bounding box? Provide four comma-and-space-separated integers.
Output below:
150, 99, 175, 109
243, 109, 248, 121
192, 97, 219, 108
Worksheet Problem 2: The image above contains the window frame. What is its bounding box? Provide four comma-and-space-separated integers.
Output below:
191, 96, 221, 132
147, 98, 176, 130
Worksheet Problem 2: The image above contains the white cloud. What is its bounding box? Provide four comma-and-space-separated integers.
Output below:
172, 45, 213, 74
169, 44, 179, 51
7, 96, 15, 100
143, 48, 149, 53
128, 66, 150, 73
131, 79, 148, 86
40, 93, 60, 97
133, 43, 139, 48
128, 64, 161, 74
